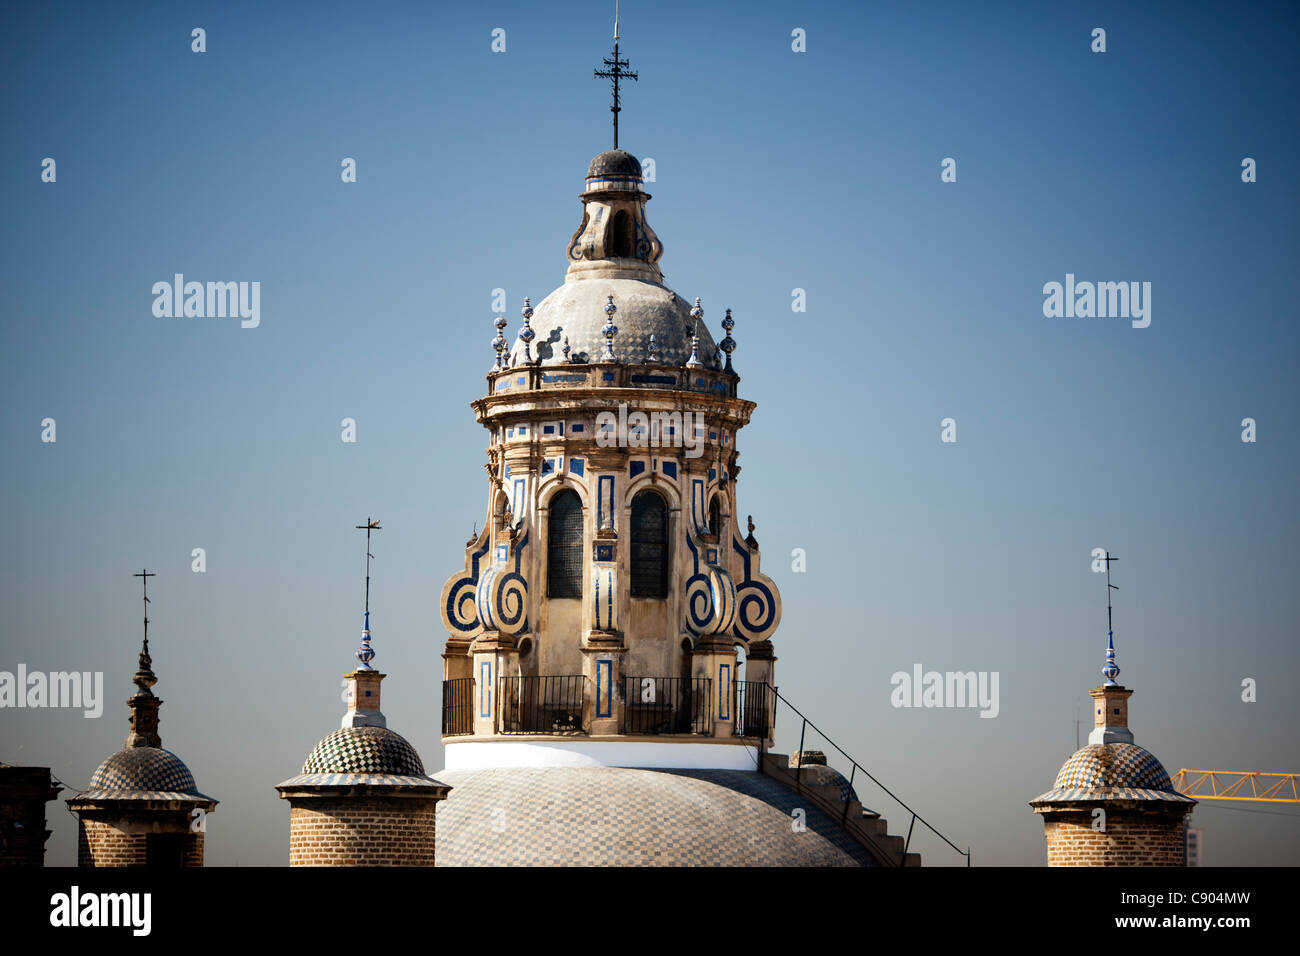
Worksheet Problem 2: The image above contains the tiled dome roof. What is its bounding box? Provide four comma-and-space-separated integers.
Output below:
302, 726, 425, 777
70, 746, 216, 805
88, 747, 198, 794
1029, 743, 1195, 807
1054, 743, 1172, 791
586, 149, 642, 181
433, 766, 879, 866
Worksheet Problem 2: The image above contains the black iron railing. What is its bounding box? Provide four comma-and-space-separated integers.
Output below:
769, 686, 971, 867
441, 677, 475, 736
498, 675, 586, 735
624, 677, 712, 735
733, 680, 774, 738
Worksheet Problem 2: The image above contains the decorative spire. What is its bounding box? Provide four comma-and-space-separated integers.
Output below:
689, 297, 703, 339
492, 315, 508, 370
1085, 549, 1134, 746
719, 308, 736, 373
519, 298, 536, 364
646, 333, 658, 362
126, 569, 162, 748
354, 518, 382, 670
685, 332, 704, 369
1101, 550, 1120, 686
601, 295, 619, 361
562, 334, 571, 361
342, 521, 388, 729
130, 568, 157, 696
593, 3, 638, 149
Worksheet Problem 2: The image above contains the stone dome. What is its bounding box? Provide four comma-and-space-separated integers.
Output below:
302, 726, 425, 777
511, 277, 717, 367
1029, 743, 1195, 806
586, 149, 643, 182
433, 766, 877, 866
72, 746, 215, 804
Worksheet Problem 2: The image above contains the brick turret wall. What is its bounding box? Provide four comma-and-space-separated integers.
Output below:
287, 798, 438, 867
1041, 808, 1188, 866
76, 816, 204, 867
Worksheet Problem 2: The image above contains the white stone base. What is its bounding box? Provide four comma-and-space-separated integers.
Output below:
441, 737, 761, 771
1088, 726, 1135, 745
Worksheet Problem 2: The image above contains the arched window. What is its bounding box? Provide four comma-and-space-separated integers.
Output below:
631, 491, 669, 598
708, 495, 722, 537
610, 210, 634, 258
547, 490, 583, 599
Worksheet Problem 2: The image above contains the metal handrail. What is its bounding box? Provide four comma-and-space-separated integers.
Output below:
624, 676, 712, 734
768, 685, 971, 867
733, 680, 774, 738
497, 675, 586, 735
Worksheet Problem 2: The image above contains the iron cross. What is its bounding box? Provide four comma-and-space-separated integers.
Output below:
1103, 551, 1119, 637
132, 568, 155, 644
355, 518, 381, 615
594, 11, 637, 149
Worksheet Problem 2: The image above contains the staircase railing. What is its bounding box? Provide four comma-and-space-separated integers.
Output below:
766, 685, 971, 867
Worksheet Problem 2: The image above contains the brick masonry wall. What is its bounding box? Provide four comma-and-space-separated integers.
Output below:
77, 817, 204, 867
0, 798, 51, 866
1043, 810, 1188, 866
78, 819, 145, 867
288, 799, 437, 867
0, 768, 59, 866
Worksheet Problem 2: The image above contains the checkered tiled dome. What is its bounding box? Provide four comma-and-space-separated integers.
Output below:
87, 747, 198, 794
1053, 743, 1173, 791
302, 726, 425, 776
433, 767, 880, 866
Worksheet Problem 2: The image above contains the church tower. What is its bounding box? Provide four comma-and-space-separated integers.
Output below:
1029, 555, 1195, 865
67, 571, 217, 867
426, 31, 926, 868
436, 137, 783, 769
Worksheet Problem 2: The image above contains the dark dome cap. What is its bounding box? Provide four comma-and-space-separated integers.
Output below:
587, 149, 643, 181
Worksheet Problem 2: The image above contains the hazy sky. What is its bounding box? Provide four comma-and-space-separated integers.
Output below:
2, 0, 1297, 867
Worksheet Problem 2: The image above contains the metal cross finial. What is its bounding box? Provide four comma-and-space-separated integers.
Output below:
594, 4, 638, 149
1101, 550, 1121, 685
132, 568, 156, 648
354, 518, 382, 669
130, 569, 158, 696
355, 518, 382, 615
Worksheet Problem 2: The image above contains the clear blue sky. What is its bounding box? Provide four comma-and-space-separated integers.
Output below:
2, 0, 1297, 866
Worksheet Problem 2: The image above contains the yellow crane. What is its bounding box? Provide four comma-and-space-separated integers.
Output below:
1172, 770, 1300, 803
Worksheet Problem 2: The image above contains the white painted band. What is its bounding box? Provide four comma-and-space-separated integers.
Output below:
441, 738, 761, 771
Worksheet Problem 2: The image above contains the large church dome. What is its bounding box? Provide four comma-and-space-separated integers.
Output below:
513, 277, 714, 367
433, 766, 877, 866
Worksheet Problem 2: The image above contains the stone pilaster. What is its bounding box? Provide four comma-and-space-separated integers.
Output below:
582, 630, 625, 734
472, 630, 520, 735
694, 637, 738, 737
